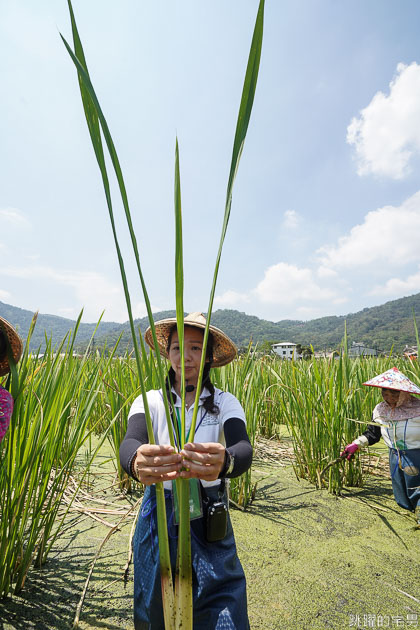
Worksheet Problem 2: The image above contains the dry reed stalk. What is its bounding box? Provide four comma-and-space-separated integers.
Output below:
72, 497, 142, 629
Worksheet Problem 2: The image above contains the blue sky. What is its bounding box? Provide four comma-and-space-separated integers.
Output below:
2, 0, 420, 324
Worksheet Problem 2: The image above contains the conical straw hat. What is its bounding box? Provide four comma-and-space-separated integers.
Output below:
145, 312, 237, 368
363, 367, 420, 394
0, 317, 23, 377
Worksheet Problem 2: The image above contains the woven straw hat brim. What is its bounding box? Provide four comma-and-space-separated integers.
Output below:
0, 317, 23, 377
363, 367, 420, 395
144, 315, 237, 368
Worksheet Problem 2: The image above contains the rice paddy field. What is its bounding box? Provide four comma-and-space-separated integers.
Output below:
1, 332, 419, 628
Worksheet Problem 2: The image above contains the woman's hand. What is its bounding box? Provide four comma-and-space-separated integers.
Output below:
179, 442, 226, 482
340, 442, 359, 461
133, 444, 182, 486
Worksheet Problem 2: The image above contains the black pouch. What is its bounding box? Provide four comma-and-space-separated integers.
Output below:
201, 480, 228, 543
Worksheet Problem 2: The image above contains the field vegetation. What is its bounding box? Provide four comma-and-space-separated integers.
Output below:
2, 319, 419, 602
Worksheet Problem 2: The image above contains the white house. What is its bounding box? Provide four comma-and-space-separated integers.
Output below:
271, 342, 301, 360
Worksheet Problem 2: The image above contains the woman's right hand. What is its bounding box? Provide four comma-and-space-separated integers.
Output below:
133, 444, 182, 485
340, 443, 359, 461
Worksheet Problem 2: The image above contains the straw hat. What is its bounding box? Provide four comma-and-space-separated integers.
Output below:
363, 367, 420, 395
0, 317, 23, 377
144, 312, 237, 367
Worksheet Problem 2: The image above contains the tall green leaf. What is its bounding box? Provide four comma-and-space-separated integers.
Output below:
62, 2, 265, 627
63, 3, 175, 626
173, 139, 192, 628
189, 0, 265, 437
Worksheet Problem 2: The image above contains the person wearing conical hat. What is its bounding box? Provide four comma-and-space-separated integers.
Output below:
342, 367, 420, 528
0, 317, 23, 443
119, 312, 252, 629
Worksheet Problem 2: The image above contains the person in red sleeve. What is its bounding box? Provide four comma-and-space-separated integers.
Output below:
0, 316, 22, 443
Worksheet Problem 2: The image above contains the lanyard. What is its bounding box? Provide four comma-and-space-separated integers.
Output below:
174, 406, 208, 446
386, 418, 409, 449
159, 388, 212, 448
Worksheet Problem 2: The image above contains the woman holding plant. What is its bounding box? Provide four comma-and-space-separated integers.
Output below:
120, 312, 252, 630
342, 367, 420, 528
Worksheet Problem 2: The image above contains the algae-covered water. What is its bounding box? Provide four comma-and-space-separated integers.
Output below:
1, 446, 419, 630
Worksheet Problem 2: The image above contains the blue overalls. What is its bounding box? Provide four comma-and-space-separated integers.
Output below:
133, 484, 249, 630
387, 420, 420, 514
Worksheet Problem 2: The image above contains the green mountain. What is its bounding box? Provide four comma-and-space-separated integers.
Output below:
0, 301, 121, 351
1, 293, 419, 354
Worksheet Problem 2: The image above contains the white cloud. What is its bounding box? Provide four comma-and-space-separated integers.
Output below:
0, 265, 168, 322
0, 207, 30, 228
282, 209, 301, 230
370, 265, 420, 297
0, 264, 126, 322
214, 261, 346, 320
132, 302, 163, 319
318, 190, 420, 269
295, 305, 323, 319
254, 262, 336, 305
331, 296, 349, 305
317, 265, 338, 279
287, 300, 348, 320
0, 264, 166, 322
214, 290, 251, 308
347, 62, 420, 179
0, 289, 11, 301
24, 254, 40, 262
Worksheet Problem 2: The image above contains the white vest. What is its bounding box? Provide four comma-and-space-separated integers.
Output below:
128, 386, 246, 488
373, 397, 420, 450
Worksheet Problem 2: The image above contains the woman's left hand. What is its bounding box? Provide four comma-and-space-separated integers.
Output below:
179, 442, 225, 481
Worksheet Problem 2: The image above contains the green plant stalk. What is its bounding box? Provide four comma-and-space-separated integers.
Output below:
65, 0, 176, 450
266, 350, 370, 494
174, 139, 187, 446
175, 478, 192, 628
173, 2, 265, 619
189, 0, 265, 438
173, 139, 192, 629
63, 4, 174, 626
64, 0, 179, 450
173, 1, 265, 617
63, 2, 265, 626
63, 3, 154, 443
411, 310, 420, 385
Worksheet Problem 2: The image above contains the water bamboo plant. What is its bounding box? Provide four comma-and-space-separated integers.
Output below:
0, 314, 109, 596
62, 1, 265, 627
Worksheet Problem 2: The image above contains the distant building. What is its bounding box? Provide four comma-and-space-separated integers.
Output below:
349, 342, 378, 357
313, 350, 337, 359
272, 342, 302, 360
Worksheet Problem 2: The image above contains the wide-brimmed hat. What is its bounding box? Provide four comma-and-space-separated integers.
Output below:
363, 367, 420, 395
0, 317, 23, 377
144, 312, 237, 368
